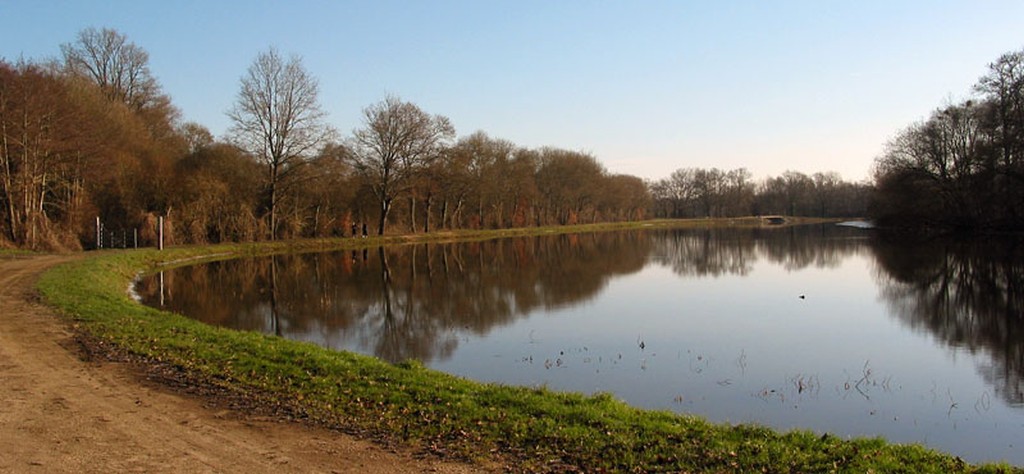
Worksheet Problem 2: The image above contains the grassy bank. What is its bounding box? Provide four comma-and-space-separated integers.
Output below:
0, 248, 34, 257
38, 219, 1018, 473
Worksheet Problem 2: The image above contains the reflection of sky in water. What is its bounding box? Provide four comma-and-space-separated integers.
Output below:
139, 229, 1024, 465
431, 247, 1022, 465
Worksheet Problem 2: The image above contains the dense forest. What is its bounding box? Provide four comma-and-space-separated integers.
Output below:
8, 27, 966, 252
871, 47, 1024, 230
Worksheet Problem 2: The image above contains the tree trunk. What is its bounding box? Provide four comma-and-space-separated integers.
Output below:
439, 198, 448, 230
423, 194, 432, 233
477, 198, 484, 229
452, 197, 464, 229
378, 197, 391, 235
510, 198, 519, 228
409, 196, 416, 233
268, 164, 278, 241
0, 122, 18, 243
493, 201, 504, 229
313, 204, 321, 237
1, 170, 16, 243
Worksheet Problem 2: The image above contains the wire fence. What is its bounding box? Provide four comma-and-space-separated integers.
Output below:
94, 216, 163, 250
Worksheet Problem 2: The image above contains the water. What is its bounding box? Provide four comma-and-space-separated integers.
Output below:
136, 225, 1024, 465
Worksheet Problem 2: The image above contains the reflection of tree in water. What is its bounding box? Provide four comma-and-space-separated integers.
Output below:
650, 225, 866, 277
650, 229, 755, 276
871, 235, 1024, 405
758, 225, 867, 270
137, 231, 649, 363
360, 232, 650, 362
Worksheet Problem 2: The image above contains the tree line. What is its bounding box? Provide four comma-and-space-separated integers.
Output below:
1, 28, 185, 250
870, 47, 1024, 230
649, 168, 870, 219
2, 27, 871, 251
0, 28, 655, 250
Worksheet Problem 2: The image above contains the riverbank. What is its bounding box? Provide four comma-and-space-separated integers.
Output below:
1, 255, 480, 473
37, 219, 1021, 472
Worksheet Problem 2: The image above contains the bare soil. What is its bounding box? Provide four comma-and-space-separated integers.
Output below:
0, 255, 489, 473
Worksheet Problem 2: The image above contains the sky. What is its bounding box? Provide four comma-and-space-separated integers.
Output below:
2, 1, 1023, 182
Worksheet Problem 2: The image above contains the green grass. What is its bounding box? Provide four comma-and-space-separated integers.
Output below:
0, 247, 34, 257
37, 219, 1021, 473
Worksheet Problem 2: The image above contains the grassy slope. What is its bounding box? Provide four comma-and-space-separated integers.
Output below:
37, 220, 1020, 473
0, 248, 34, 257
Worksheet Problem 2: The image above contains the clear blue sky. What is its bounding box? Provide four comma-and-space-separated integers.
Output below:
2, 1, 1022, 182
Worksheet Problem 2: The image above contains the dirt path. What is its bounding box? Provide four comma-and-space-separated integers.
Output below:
0, 255, 487, 473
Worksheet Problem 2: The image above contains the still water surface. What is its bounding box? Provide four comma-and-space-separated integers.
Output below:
137, 225, 1024, 465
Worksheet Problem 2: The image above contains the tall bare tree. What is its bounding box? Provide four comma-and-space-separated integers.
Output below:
61, 27, 160, 111
228, 48, 331, 240
977, 50, 1024, 169
348, 96, 454, 235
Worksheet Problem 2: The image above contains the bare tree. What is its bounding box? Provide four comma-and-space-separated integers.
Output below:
449, 131, 516, 228
227, 47, 332, 240
693, 168, 726, 217
811, 171, 841, 217
348, 96, 454, 235
976, 50, 1024, 169
61, 27, 160, 111
535, 148, 605, 225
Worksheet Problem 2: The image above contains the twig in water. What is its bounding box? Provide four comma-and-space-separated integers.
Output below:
974, 391, 991, 413
852, 360, 873, 400
735, 349, 747, 375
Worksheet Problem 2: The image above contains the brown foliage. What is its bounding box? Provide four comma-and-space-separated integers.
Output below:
3, 29, 664, 250
0, 61, 99, 249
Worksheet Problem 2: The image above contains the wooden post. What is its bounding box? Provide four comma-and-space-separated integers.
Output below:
133, 228, 138, 249
158, 216, 164, 250
95, 217, 101, 250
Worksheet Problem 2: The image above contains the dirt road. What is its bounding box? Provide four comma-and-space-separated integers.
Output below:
0, 255, 485, 473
